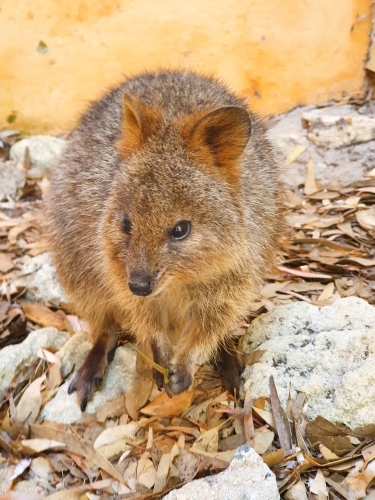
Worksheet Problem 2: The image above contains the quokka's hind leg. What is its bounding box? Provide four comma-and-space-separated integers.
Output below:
218, 338, 243, 396
68, 329, 121, 411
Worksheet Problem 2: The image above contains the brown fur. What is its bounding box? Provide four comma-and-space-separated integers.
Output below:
44, 70, 284, 409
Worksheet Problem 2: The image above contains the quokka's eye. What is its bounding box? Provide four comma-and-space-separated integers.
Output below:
171, 220, 191, 241
122, 215, 132, 234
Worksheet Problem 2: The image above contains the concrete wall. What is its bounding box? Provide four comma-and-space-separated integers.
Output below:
0, 0, 372, 133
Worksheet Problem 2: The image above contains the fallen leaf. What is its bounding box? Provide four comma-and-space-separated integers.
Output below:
125, 345, 153, 420
285, 481, 308, 500
269, 376, 293, 455
0, 254, 14, 273
23, 304, 66, 330
304, 159, 319, 195
310, 469, 328, 497
94, 421, 140, 449
15, 374, 46, 425
252, 426, 274, 455
141, 390, 193, 417
286, 145, 307, 165
30, 424, 126, 484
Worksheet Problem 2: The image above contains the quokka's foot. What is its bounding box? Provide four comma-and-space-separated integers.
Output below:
165, 365, 193, 397
219, 342, 243, 396
68, 345, 110, 411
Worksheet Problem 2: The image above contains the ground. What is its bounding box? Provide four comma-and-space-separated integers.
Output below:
1, 97, 375, 498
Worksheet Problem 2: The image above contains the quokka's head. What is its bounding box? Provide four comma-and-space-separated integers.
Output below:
101, 93, 252, 297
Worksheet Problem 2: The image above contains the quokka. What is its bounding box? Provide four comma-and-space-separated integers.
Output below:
45, 70, 284, 409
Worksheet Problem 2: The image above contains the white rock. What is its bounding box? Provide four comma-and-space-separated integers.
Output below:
10, 135, 67, 174
16, 253, 65, 305
0, 327, 69, 391
0, 161, 25, 201
57, 331, 92, 378
162, 445, 279, 500
240, 297, 375, 428
302, 110, 375, 148
41, 345, 136, 424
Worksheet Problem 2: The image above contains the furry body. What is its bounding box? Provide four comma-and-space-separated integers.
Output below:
45, 70, 283, 408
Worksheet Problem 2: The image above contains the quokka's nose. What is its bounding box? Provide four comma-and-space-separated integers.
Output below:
128, 270, 154, 297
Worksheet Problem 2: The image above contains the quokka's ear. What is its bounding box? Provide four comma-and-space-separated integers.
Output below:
118, 94, 162, 156
188, 106, 251, 182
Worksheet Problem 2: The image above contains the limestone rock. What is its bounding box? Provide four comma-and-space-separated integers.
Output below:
301, 109, 375, 148
240, 297, 375, 428
0, 327, 69, 391
10, 135, 67, 174
41, 344, 136, 424
162, 445, 279, 500
269, 104, 375, 188
0, 161, 25, 201
16, 252, 66, 305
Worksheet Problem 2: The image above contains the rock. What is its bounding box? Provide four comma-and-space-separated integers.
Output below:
57, 331, 92, 378
0, 161, 25, 201
269, 103, 375, 188
16, 252, 66, 305
301, 109, 375, 148
0, 327, 69, 391
10, 135, 67, 175
162, 445, 279, 500
240, 297, 375, 428
41, 344, 136, 424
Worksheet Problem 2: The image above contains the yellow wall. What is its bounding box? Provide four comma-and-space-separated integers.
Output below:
0, 0, 371, 134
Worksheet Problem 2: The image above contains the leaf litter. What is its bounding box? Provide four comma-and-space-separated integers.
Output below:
3, 146, 375, 498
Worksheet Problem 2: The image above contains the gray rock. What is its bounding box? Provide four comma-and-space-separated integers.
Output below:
240, 297, 375, 428
301, 109, 375, 148
41, 344, 136, 424
0, 327, 69, 391
0, 161, 25, 201
162, 445, 279, 500
57, 332, 92, 378
269, 103, 375, 188
16, 253, 65, 305
10, 135, 67, 175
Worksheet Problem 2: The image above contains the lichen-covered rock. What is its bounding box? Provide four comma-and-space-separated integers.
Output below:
240, 297, 375, 428
10, 135, 67, 174
269, 104, 375, 188
162, 445, 279, 500
0, 327, 69, 391
41, 345, 136, 423
16, 252, 65, 305
0, 161, 25, 201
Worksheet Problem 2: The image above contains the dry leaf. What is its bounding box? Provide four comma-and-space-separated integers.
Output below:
310, 469, 328, 497
252, 426, 274, 455
269, 376, 293, 455
30, 424, 126, 484
262, 448, 285, 468
319, 443, 339, 460
286, 145, 307, 165
21, 438, 66, 454
153, 442, 179, 493
141, 390, 193, 417
125, 346, 153, 420
356, 207, 375, 231
304, 159, 318, 195
94, 421, 140, 449
15, 374, 46, 425
285, 481, 308, 500
0, 254, 14, 273
317, 282, 335, 302
23, 304, 66, 330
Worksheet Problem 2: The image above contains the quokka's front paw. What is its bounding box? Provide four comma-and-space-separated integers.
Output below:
68, 353, 107, 411
165, 365, 193, 397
